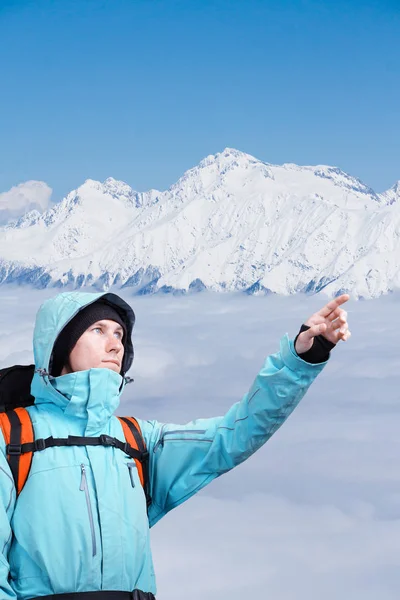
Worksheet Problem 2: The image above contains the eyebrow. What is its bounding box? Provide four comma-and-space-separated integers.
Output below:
92, 320, 123, 332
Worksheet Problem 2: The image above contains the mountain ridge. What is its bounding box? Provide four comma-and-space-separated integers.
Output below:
1, 148, 399, 299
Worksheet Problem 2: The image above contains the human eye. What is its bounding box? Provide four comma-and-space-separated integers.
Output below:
114, 330, 123, 340
92, 326, 103, 334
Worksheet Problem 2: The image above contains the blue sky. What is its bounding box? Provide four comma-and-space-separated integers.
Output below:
1, 0, 399, 202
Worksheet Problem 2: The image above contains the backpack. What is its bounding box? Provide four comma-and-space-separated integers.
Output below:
0, 365, 151, 507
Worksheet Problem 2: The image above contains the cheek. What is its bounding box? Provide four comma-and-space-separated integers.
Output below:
69, 337, 103, 370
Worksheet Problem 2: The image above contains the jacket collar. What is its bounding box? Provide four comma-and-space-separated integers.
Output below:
32, 367, 124, 435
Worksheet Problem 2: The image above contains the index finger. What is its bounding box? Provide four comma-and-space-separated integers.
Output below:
318, 294, 350, 318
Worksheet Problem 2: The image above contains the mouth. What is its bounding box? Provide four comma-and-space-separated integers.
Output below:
102, 359, 120, 367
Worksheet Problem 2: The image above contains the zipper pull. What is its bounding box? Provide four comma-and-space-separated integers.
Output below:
80, 464, 86, 491
127, 463, 136, 488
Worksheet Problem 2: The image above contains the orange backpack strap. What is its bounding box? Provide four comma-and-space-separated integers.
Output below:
0, 407, 34, 495
118, 416, 151, 507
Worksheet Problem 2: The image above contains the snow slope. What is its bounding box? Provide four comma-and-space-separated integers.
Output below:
1, 148, 398, 298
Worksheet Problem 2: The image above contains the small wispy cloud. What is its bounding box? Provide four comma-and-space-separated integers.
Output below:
0, 180, 52, 225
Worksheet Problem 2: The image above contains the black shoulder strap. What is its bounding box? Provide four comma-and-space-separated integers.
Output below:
0, 407, 35, 495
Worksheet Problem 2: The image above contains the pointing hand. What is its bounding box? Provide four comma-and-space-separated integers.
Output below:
294, 294, 351, 355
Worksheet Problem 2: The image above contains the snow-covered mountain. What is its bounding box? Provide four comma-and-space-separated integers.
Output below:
1, 148, 399, 299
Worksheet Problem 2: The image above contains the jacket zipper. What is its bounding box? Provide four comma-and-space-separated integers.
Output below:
154, 429, 207, 452
80, 464, 97, 557
127, 462, 136, 488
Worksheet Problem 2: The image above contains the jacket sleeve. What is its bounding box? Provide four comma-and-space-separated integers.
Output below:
146, 334, 328, 527
0, 432, 17, 599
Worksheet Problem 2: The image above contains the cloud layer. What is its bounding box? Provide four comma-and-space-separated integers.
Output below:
0, 287, 398, 599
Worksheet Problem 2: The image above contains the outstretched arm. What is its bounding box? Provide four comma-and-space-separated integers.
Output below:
146, 294, 351, 527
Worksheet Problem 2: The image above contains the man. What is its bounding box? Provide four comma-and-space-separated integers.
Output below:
0, 290, 350, 600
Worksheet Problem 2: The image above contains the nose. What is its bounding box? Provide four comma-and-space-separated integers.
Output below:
106, 333, 123, 353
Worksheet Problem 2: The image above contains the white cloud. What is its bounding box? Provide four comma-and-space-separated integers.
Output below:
1, 287, 399, 598
0, 180, 52, 224
153, 493, 400, 600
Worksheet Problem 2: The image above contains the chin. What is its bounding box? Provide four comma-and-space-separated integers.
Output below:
101, 363, 121, 373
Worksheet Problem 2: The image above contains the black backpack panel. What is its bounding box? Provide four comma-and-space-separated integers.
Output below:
0, 365, 35, 412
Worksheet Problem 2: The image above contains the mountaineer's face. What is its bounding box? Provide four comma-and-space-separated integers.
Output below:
61, 319, 125, 375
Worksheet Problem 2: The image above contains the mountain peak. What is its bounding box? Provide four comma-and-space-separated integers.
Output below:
199, 147, 258, 169
168, 147, 270, 196
102, 177, 137, 198
379, 180, 400, 205
391, 180, 400, 193
65, 177, 138, 204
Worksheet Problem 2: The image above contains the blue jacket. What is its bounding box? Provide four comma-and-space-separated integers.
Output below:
0, 292, 328, 599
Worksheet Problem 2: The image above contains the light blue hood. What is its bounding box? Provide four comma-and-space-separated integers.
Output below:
30, 291, 136, 434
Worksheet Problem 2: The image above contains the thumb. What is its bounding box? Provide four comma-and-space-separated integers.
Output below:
302, 322, 327, 339
312, 322, 327, 335
295, 323, 327, 355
